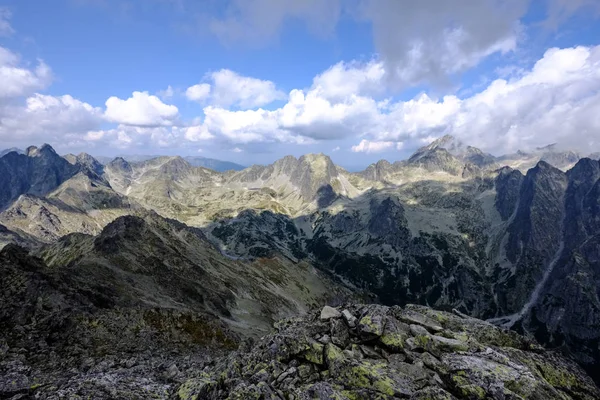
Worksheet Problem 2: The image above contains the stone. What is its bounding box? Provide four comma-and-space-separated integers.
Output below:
379, 316, 410, 353
341, 310, 357, 328
320, 306, 341, 321
357, 305, 388, 339
330, 318, 350, 348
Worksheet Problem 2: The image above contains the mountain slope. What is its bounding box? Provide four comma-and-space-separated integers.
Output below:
0, 211, 358, 397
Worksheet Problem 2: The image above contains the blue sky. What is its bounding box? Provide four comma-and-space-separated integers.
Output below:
1, 0, 599, 170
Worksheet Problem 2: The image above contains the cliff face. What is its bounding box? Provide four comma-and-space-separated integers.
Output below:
0, 144, 80, 210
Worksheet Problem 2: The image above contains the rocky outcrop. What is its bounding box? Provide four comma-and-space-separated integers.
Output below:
179, 304, 600, 399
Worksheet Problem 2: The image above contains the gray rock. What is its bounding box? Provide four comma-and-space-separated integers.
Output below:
341, 310, 357, 327
177, 304, 600, 400
320, 306, 341, 321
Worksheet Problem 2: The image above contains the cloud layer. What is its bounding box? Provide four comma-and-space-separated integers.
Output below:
1, 1, 600, 159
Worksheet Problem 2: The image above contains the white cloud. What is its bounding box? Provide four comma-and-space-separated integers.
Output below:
187, 69, 285, 109
83, 125, 182, 149
188, 45, 600, 155
332, 146, 340, 152
211, 69, 285, 108
185, 83, 211, 102
174, 125, 215, 142
0, 46, 52, 98
351, 140, 400, 154
364, 45, 600, 154
232, 147, 243, 153
0, 7, 14, 36
104, 91, 179, 127
312, 60, 385, 101
0, 94, 103, 143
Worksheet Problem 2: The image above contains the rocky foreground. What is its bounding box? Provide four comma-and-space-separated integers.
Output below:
179, 304, 600, 400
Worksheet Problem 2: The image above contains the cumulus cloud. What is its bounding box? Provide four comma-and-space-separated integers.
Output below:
174, 125, 215, 142
0, 46, 52, 99
365, 45, 600, 154
311, 60, 385, 101
186, 69, 285, 109
185, 83, 211, 102
0, 94, 103, 144
104, 91, 179, 127
210, 69, 285, 108
351, 140, 400, 154
185, 45, 600, 155
0, 7, 14, 36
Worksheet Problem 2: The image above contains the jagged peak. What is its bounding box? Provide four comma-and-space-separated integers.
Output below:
108, 156, 131, 168
566, 157, 600, 178
527, 160, 566, 178
0, 147, 24, 158
25, 145, 39, 156
25, 144, 58, 158
424, 134, 457, 150
298, 152, 332, 162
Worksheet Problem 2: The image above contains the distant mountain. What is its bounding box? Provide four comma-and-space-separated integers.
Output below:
92, 154, 246, 172
64, 152, 105, 175
0, 147, 24, 157
183, 156, 245, 172
499, 143, 583, 172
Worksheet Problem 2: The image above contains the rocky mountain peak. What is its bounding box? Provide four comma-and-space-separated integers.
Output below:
567, 157, 600, 181
291, 153, 340, 201
0, 147, 24, 158
107, 156, 132, 173
157, 156, 193, 176
272, 155, 299, 176
423, 134, 460, 151
26, 143, 57, 157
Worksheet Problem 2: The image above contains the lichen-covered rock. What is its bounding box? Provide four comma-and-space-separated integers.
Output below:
178, 304, 600, 399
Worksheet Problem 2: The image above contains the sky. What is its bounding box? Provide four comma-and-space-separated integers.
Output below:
0, 0, 600, 170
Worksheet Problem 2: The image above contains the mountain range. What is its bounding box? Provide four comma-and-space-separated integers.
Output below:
2, 137, 600, 396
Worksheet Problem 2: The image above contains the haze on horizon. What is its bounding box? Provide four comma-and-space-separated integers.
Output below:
1, 0, 600, 170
